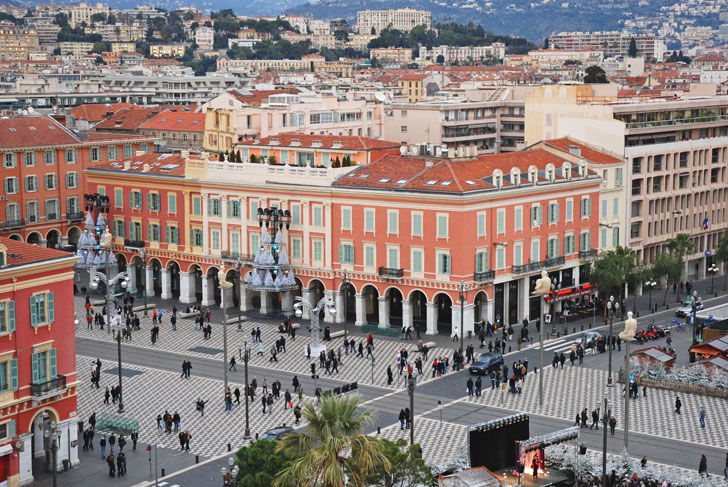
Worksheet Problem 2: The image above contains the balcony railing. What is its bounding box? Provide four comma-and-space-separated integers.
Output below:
31, 375, 66, 398
0, 219, 25, 230
512, 256, 566, 275
625, 114, 728, 130
579, 249, 598, 260
221, 251, 252, 261
67, 211, 84, 221
474, 270, 495, 282
123, 239, 146, 249
378, 267, 404, 278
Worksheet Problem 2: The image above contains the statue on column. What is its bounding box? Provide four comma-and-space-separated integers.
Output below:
620, 311, 637, 341
533, 270, 551, 296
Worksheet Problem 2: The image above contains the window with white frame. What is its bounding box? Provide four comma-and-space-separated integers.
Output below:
547, 202, 560, 224
531, 205, 542, 227
64, 149, 77, 163
23, 152, 37, 166
312, 240, 323, 263
437, 252, 451, 275
123, 145, 133, 158
291, 237, 302, 259
513, 242, 523, 267
581, 197, 592, 218
26, 201, 39, 223
387, 210, 398, 235
65, 172, 78, 189
211, 229, 220, 249
341, 207, 352, 231
44, 150, 56, 165
476, 250, 488, 272
514, 207, 523, 231
531, 238, 540, 262
412, 212, 423, 237
5, 203, 19, 223
476, 211, 486, 237
364, 244, 376, 269
364, 208, 375, 233
4, 177, 17, 195
90, 147, 101, 162
290, 203, 301, 224
564, 234, 575, 255
30, 292, 54, 327
580, 231, 591, 252
25, 175, 38, 192
437, 214, 449, 239
312, 206, 323, 227
411, 248, 424, 274
45, 199, 59, 220
547, 236, 560, 259
387, 246, 399, 268
496, 209, 506, 234
107, 146, 118, 160
3, 153, 16, 168
496, 246, 506, 270
339, 243, 355, 265
613, 197, 619, 217
566, 199, 573, 222
67, 196, 79, 216
44, 173, 57, 191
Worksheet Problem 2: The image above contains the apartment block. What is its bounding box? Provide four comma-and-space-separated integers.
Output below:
149, 44, 186, 58
356, 8, 431, 34
0, 24, 39, 61
548, 31, 666, 60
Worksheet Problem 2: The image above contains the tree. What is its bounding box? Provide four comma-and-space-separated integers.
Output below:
591, 246, 645, 316
273, 395, 389, 487
268, 155, 277, 165
90, 12, 106, 23
543, 37, 549, 49
714, 233, 728, 290
219, 152, 225, 162
91, 42, 107, 54
653, 253, 682, 306
249, 153, 258, 163
436, 54, 445, 64
628, 37, 637, 58
583, 65, 608, 83
332, 156, 340, 168
666, 233, 696, 300
235, 438, 291, 487
53, 13, 69, 27
183, 10, 196, 21
370, 26, 376, 35
364, 438, 435, 487
334, 29, 349, 42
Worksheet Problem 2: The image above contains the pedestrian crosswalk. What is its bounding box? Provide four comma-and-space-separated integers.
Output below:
542, 338, 576, 354
74, 297, 458, 390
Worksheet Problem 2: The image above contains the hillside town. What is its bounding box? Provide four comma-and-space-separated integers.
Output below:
0, 4, 727, 487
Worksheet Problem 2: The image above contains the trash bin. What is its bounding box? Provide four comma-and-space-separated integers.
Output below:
62, 460, 69, 472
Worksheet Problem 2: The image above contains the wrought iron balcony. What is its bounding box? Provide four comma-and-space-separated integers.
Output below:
67, 211, 84, 221
474, 270, 495, 282
0, 219, 25, 230
579, 249, 598, 260
124, 239, 145, 249
221, 251, 252, 262
378, 267, 404, 278
31, 375, 66, 398
512, 256, 566, 275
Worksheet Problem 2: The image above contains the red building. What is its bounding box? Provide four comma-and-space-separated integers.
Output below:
0, 236, 79, 487
84, 138, 606, 335
0, 115, 157, 248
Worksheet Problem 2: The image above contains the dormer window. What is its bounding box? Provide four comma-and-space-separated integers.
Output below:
563, 163, 572, 180
529, 168, 537, 185
546, 165, 555, 182
493, 170, 503, 189
578, 163, 586, 178
0, 248, 5, 267
511, 169, 520, 187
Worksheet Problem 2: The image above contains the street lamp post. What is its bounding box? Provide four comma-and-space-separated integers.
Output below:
708, 263, 718, 296
606, 296, 618, 387
407, 375, 415, 446
116, 330, 124, 413
624, 338, 632, 449
221, 457, 239, 487
46, 421, 60, 487
140, 248, 148, 317
243, 342, 251, 439
691, 290, 699, 345
646, 281, 656, 313
458, 280, 468, 354
601, 394, 611, 487
220, 280, 233, 395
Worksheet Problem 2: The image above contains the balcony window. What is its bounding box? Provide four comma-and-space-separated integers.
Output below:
653, 155, 662, 171
678, 173, 689, 189
652, 177, 662, 193
679, 152, 688, 168
630, 222, 640, 238
632, 157, 642, 173
631, 179, 642, 196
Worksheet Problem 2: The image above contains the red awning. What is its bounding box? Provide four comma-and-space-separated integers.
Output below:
544, 283, 594, 303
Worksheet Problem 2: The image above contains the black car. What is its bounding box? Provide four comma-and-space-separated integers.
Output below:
469, 352, 504, 375
259, 426, 294, 441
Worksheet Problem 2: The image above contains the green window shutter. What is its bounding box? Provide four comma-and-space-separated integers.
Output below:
555, 238, 560, 257
49, 348, 57, 378
129, 191, 133, 209
338, 244, 343, 263
8, 300, 14, 332
31, 353, 39, 383
170, 195, 176, 213
281, 150, 288, 164
30, 296, 37, 327
8, 420, 14, 439
483, 251, 489, 271
538, 206, 543, 224
588, 198, 592, 216
129, 222, 134, 238
10, 358, 17, 390
165, 226, 169, 243
47, 292, 54, 323
147, 192, 150, 210
556, 203, 560, 222
190, 228, 194, 245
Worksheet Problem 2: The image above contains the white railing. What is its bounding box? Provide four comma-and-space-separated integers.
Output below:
199, 161, 357, 186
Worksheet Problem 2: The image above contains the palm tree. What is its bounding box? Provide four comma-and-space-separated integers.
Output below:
273, 395, 390, 487
666, 233, 696, 301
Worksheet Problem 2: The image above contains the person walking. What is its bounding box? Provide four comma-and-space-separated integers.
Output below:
229, 356, 237, 372
104, 387, 110, 404
130, 430, 138, 451
117, 452, 126, 477
107, 453, 116, 477
675, 396, 682, 414
108, 433, 116, 453
294, 405, 302, 424
261, 393, 267, 414
284, 389, 292, 409
699, 454, 708, 476
100, 436, 107, 459
118, 435, 126, 452
466, 377, 474, 397
724, 452, 727, 480
609, 416, 616, 435
387, 366, 393, 385
475, 376, 482, 397
590, 408, 599, 430
700, 406, 706, 428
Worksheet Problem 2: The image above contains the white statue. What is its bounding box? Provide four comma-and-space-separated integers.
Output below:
620, 311, 637, 341
533, 270, 551, 296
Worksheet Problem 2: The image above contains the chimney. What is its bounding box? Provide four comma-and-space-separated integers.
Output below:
142, 163, 150, 172
181, 150, 189, 159
425, 159, 433, 168
135, 150, 145, 156
568, 144, 582, 158
123, 161, 130, 170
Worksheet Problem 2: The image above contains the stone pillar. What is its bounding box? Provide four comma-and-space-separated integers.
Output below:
221, 284, 233, 309
401, 299, 413, 329
519, 277, 530, 321
334, 291, 345, 323
240, 284, 251, 312
573, 265, 580, 287
145, 265, 154, 297
179, 271, 196, 304
281, 291, 294, 315
302, 289, 312, 319
378, 296, 389, 328
324, 290, 335, 323
699, 256, 707, 280
201, 276, 214, 306
426, 302, 437, 335
354, 293, 365, 326
18, 432, 33, 485
161, 269, 172, 300
127, 263, 137, 294
451, 303, 475, 338
260, 292, 272, 315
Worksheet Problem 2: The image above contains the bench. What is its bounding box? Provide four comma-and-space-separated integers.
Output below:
330, 330, 346, 339
179, 312, 199, 319
90, 299, 106, 306
423, 341, 437, 349
132, 303, 156, 313
292, 323, 300, 329
96, 413, 139, 436
225, 316, 247, 325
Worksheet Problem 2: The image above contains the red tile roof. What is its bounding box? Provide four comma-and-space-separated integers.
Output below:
228, 89, 300, 106
69, 103, 135, 123
0, 116, 80, 148
94, 107, 158, 131
399, 73, 427, 81
88, 152, 188, 176
140, 111, 205, 132
82, 132, 156, 142
0, 236, 77, 269
242, 133, 400, 151
334, 149, 598, 193
544, 138, 622, 165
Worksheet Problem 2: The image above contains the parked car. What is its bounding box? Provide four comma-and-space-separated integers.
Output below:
675, 298, 704, 318
469, 352, 504, 375
259, 426, 294, 441
574, 331, 601, 348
